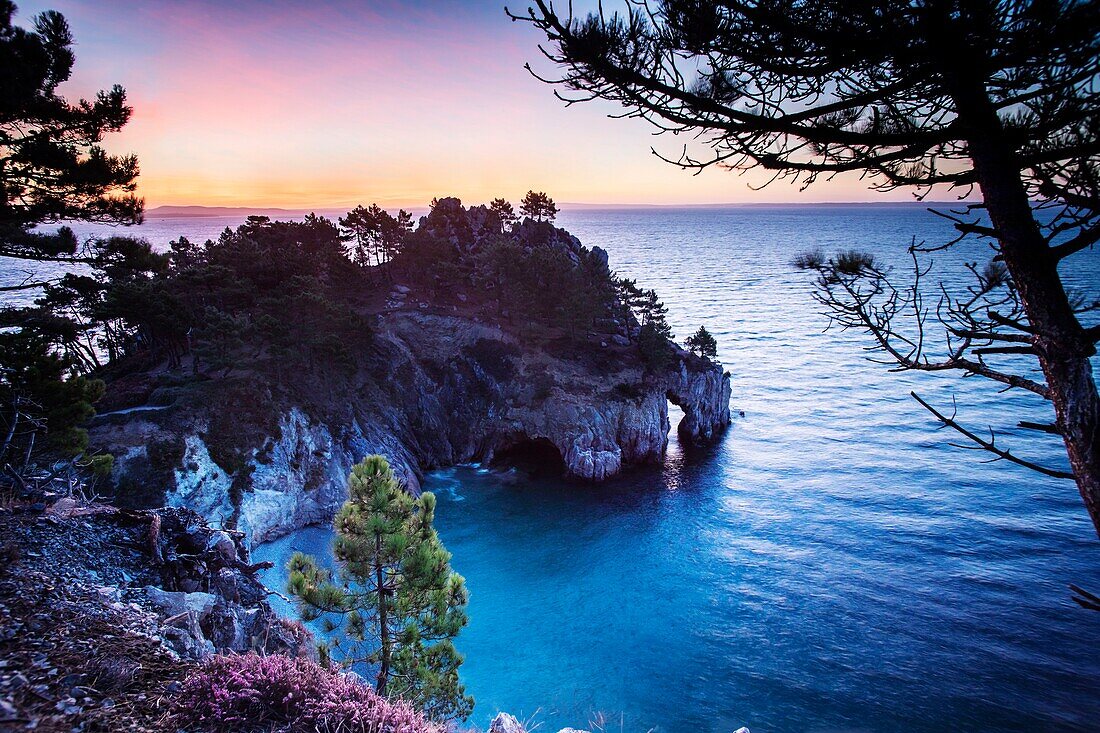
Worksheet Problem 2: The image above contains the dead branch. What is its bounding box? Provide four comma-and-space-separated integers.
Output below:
911, 392, 1074, 480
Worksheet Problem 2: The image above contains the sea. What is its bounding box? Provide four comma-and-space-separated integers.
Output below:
7, 204, 1100, 732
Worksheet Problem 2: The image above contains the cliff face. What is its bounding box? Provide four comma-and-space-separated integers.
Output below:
91, 202, 731, 543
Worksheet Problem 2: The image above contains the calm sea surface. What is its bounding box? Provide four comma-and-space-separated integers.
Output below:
10, 205, 1100, 732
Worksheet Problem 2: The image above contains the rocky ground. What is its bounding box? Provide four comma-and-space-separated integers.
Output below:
0, 497, 310, 731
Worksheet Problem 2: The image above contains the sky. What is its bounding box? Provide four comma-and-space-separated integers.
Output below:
18, 0, 938, 209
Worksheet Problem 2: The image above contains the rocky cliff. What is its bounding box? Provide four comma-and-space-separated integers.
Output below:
90, 201, 732, 543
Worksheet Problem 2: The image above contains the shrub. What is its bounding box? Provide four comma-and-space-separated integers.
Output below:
612, 382, 645, 401
792, 248, 825, 270
465, 338, 519, 382
112, 472, 167, 509
531, 372, 555, 401
146, 438, 185, 473
638, 322, 676, 371
833, 249, 877, 275
172, 654, 440, 733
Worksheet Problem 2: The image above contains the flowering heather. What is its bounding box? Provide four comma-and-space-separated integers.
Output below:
173, 654, 440, 733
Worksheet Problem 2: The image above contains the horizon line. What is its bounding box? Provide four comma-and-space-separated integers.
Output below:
146, 199, 975, 217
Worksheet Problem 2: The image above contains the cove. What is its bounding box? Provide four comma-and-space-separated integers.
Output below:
255, 411, 1100, 733
251, 205, 1100, 733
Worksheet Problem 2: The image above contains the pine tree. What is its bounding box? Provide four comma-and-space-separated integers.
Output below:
0, 328, 104, 463
1, 0, 138, 472
288, 455, 473, 722
519, 190, 559, 222
489, 198, 517, 232
617, 282, 676, 370
339, 205, 412, 266
380, 208, 413, 263
338, 205, 377, 267
685, 326, 718, 359
0, 0, 142, 266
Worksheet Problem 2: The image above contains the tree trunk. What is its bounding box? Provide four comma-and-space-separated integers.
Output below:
375, 533, 390, 694
22, 429, 34, 469
0, 401, 19, 464
953, 82, 1100, 538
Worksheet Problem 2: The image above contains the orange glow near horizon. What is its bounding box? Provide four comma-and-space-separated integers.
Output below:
19, 0, 943, 210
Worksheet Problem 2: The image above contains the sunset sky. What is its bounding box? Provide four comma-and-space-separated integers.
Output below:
20, 0, 935, 209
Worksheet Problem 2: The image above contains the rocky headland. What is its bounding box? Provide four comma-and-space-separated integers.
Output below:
90, 199, 732, 543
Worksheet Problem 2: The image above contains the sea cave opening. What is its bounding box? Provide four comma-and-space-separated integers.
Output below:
492, 436, 567, 478
666, 396, 686, 461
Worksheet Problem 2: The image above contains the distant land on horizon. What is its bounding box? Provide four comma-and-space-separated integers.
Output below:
146, 200, 966, 219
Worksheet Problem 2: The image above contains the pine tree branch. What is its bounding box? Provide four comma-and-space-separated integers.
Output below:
911, 392, 1074, 479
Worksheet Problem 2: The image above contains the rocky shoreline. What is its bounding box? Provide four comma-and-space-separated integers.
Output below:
1, 498, 744, 733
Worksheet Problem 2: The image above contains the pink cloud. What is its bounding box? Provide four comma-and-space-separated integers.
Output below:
16, 0, 936, 207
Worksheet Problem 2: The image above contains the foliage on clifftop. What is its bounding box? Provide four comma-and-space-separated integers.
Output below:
15, 197, 675, 395
4, 195, 718, 508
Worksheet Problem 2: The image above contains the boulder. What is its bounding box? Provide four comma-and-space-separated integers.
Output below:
144, 587, 217, 622
489, 712, 527, 733
590, 244, 609, 270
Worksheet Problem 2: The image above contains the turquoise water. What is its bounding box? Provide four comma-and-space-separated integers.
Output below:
14, 205, 1100, 732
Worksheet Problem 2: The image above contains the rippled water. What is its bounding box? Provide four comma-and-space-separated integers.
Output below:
11, 205, 1100, 732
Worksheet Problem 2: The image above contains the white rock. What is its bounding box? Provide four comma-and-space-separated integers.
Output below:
144, 587, 217, 622
489, 712, 526, 733
169, 436, 234, 527
95, 586, 121, 603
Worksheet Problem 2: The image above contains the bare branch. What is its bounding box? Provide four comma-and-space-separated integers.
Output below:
911, 392, 1074, 480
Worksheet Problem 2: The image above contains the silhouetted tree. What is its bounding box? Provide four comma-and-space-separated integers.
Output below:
340, 205, 413, 267
0, 1, 141, 474
513, 0, 1100, 537
489, 197, 517, 232
519, 190, 559, 222
339, 205, 378, 267
0, 0, 142, 269
381, 207, 414, 263
685, 326, 718, 359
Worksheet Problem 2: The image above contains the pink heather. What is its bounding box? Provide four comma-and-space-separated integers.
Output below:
173, 653, 441, 733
